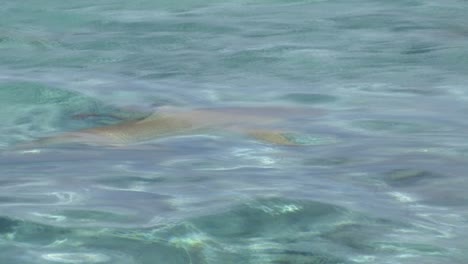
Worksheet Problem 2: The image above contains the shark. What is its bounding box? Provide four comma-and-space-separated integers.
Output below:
19, 105, 323, 148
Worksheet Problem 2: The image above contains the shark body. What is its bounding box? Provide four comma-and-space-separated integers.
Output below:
21, 106, 322, 148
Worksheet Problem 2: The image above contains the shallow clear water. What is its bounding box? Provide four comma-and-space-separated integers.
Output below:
1, 0, 468, 263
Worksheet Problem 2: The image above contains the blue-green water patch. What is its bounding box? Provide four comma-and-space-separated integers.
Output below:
0, 198, 450, 263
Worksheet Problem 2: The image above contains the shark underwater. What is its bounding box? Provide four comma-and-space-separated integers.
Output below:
5, 84, 323, 148
19, 105, 324, 148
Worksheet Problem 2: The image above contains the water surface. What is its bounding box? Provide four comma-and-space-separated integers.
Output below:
1, 0, 468, 263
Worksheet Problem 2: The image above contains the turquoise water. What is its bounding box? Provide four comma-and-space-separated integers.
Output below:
1, 0, 468, 263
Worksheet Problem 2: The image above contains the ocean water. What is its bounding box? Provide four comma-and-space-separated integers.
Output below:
1, 0, 468, 263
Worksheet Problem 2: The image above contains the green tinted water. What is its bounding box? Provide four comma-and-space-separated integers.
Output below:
1, 0, 468, 263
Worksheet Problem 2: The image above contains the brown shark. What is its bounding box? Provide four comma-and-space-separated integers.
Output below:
20, 106, 323, 148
